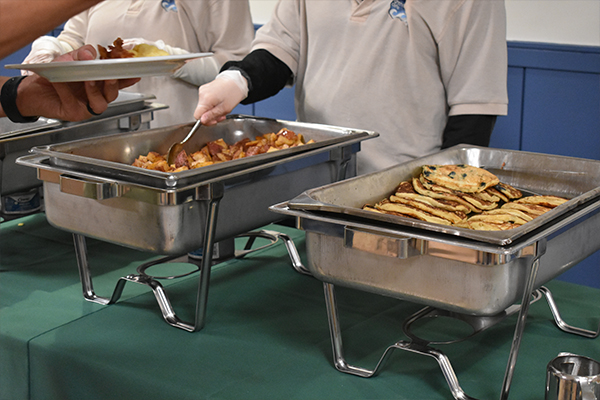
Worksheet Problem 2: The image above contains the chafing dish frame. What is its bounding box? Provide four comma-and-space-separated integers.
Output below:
16, 117, 377, 332
271, 200, 600, 400
269, 145, 600, 400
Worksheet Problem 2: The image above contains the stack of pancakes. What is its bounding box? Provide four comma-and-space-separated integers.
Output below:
363, 164, 568, 231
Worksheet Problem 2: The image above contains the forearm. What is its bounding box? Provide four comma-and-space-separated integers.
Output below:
0, 77, 10, 117
441, 115, 497, 149
221, 49, 292, 105
0, 0, 101, 58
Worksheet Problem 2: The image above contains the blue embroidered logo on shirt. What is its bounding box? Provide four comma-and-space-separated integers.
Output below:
389, 0, 407, 24
161, 0, 177, 12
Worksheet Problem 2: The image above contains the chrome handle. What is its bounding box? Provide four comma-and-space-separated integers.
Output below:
59, 175, 122, 200
343, 226, 420, 259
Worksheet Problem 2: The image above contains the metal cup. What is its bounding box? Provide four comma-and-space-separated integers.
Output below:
546, 353, 600, 400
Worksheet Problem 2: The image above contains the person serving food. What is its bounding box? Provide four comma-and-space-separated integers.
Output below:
20, 0, 254, 128
194, 0, 508, 175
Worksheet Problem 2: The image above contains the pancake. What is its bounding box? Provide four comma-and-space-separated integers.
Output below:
375, 202, 452, 225
467, 213, 527, 225
513, 195, 568, 208
391, 193, 470, 212
459, 220, 518, 231
421, 164, 500, 193
395, 180, 417, 194
456, 192, 499, 211
412, 177, 482, 213
388, 196, 467, 224
483, 208, 535, 222
494, 182, 523, 200
419, 175, 453, 193
362, 205, 384, 214
485, 187, 509, 203
501, 202, 551, 216
472, 190, 502, 203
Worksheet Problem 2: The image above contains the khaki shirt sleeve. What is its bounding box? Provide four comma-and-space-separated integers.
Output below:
251, 0, 303, 77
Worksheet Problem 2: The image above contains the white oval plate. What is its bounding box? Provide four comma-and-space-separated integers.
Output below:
5, 53, 211, 82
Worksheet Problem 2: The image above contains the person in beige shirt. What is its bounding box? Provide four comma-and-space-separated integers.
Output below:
22, 0, 254, 128
194, 0, 508, 175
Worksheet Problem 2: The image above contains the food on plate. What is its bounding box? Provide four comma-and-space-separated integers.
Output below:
363, 164, 568, 231
132, 128, 315, 172
98, 38, 168, 60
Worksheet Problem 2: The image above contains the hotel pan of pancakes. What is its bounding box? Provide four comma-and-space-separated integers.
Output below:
363, 164, 568, 231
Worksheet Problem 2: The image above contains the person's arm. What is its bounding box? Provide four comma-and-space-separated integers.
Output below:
0, 0, 102, 59
435, 0, 507, 142
193, 49, 291, 125
1, 45, 139, 122
222, 49, 292, 105
440, 115, 497, 149
171, 0, 255, 87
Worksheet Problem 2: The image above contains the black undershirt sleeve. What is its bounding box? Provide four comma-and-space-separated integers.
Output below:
441, 115, 497, 149
221, 49, 293, 105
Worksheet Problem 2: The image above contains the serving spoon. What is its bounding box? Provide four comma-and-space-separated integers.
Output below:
166, 119, 202, 165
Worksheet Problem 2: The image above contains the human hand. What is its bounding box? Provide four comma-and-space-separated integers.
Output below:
16, 45, 140, 121
193, 71, 248, 125
121, 38, 189, 55
21, 36, 74, 75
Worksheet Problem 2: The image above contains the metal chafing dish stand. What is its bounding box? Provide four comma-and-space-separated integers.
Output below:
17, 115, 378, 332
270, 145, 600, 400
1, 92, 165, 219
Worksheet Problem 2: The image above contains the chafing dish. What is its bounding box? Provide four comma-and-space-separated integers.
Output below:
17, 115, 378, 332
1, 92, 165, 217
270, 145, 600, 400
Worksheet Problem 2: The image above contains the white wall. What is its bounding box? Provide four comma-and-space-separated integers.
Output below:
248, 0, 600, 47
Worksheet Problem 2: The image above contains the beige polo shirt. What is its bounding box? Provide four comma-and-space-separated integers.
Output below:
253, 0, 508, 174
58, 0, 254, 128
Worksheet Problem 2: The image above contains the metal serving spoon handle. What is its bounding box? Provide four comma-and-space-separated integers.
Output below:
166, 119, 202, 165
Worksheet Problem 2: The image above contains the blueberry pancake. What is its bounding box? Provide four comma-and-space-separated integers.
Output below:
422, 164, 500, 193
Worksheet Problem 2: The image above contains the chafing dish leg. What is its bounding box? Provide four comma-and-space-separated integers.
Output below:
192, 193, 222, 332
235, 230, 311, 275
122, 274, 194, 331
323, 282, 477, 399
73, 233, 124, 305
500, 241, 546, 400
538, 286, 600, 338
324, 282, 373, 377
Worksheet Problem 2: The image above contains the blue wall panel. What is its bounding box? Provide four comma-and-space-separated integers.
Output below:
0, 45, 32, 77
253, 87, 296, 121
521, 69, 600, 159
490, 66, 524, 151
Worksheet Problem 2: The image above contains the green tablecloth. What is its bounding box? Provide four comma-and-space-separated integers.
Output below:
1, 214, 599, 400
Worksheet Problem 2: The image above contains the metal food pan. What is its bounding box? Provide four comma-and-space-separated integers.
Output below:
30, 115, 377, 189
271, 192, 600, 316
271, 146, 600, 316
287, 145, 600, 245
0, 117, 61, 141
1, 102, 165, 196
17, 118, 376, 254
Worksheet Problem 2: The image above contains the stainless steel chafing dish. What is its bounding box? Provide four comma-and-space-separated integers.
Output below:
1, 92, 165, 217
271, 145, 600, 400
17, 115, 378, 332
